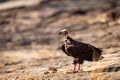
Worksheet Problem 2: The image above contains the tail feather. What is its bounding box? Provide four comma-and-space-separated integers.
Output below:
93, 48, 103, 61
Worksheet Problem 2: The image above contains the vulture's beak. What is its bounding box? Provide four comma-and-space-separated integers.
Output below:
59, 32, 61, 35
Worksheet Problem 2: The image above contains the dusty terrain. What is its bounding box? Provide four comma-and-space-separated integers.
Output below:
0, 0, 120, 80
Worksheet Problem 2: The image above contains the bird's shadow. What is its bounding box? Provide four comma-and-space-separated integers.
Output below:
102, 66, 120, 72
90, 66, 120, 73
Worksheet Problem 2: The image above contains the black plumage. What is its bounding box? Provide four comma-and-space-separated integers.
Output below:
62, 36, 102, 62
59, 29, 103, 72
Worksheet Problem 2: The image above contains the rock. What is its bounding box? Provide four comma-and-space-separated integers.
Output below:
48, 66, 57, 73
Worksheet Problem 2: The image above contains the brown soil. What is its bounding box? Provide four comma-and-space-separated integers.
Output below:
0, 0, 120, 80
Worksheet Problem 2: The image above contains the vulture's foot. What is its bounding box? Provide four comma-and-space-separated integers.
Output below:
73, 64, 81, 73
73, 71, 78, 73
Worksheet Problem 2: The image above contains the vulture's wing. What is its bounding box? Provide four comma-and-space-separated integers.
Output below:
75, 42, 103, 61
74, 42, 91, 53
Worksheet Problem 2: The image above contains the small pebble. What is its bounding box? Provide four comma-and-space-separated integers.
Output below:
48, 66, 57, 73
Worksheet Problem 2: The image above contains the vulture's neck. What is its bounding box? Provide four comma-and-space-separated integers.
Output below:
64, 35, 76, 44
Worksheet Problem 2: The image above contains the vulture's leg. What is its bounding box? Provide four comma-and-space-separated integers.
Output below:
73, 64, 77, 73
73, 58, 79, 73
77, 64, 80, 72
77, 59, 84, 72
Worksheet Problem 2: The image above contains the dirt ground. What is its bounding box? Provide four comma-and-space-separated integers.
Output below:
0, 0, 120, 80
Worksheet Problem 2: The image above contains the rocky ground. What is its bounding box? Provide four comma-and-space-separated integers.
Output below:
0, 0, 120, 80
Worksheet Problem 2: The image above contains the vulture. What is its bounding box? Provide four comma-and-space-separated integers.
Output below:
59, 29, 103, 73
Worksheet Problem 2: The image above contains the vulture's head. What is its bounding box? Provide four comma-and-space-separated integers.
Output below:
59, 29, 68, 37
